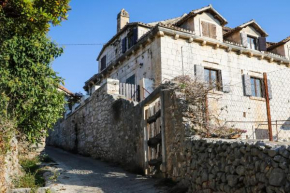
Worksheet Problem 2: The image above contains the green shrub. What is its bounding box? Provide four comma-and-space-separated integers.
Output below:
15, 156, 45, 189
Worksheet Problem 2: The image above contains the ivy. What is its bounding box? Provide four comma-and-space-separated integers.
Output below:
0, 0, 70, 143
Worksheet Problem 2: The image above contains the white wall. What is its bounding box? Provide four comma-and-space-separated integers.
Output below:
108, 37, 161, 85
160, 35, 290, 140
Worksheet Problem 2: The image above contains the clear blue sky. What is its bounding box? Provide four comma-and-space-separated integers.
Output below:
49, 0, 290, 93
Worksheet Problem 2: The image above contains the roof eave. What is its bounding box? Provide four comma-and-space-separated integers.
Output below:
96, 23, 152, 61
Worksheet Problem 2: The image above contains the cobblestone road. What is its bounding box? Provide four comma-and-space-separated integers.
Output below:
45, 146, 168, 193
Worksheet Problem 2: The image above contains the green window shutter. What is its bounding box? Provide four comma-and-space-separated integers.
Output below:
243, 74, 252, 96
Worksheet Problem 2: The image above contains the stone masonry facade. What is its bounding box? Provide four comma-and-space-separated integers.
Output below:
82, 5, 290, 141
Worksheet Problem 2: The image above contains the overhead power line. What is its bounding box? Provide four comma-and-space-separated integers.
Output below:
59, 43, 105, 46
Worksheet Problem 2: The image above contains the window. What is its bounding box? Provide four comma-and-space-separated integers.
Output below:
247, 36, 258, 50
128, 32, 134, 49
201, 21, 217, 39
204, 68, 221, 90
122, 37, 127, 53
101, 55, 106, 71
127, 28, 138, 49
250, 77, 263, 97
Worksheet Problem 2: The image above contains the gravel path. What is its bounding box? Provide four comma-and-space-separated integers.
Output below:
45, 146, 168, 193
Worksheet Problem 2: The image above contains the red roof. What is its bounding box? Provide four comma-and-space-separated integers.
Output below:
58, 85, 74, 96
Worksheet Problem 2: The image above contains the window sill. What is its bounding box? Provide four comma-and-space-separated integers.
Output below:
249, 96, 265, 101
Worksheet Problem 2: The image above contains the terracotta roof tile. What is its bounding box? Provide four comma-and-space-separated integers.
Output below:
58, 85, 74, 96
223, 19, 268, 38
267, 36, 290, 50
174, 4, 228, 27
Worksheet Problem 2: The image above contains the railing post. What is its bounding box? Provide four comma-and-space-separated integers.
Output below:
263, 73, 273, 141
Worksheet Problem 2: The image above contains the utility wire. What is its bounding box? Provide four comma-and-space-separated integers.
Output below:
59, 43, 105, 46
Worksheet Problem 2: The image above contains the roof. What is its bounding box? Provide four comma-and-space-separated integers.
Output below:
267, 36, 290, 50
174, 4, 228, 26
97, 5, 228, 61
58, 85, 74, 96
147, 14, 187, 26
224, 19, 268, 37
97, 22, 152, 60
222, 26, 232, 35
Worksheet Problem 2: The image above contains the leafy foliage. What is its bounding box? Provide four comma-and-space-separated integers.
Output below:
0, 0, 70, 142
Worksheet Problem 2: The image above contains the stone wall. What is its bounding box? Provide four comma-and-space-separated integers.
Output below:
47, 80, 145, 171
169, 137, 290, 193
0, 136, 21, 193
163, 91, 290, 192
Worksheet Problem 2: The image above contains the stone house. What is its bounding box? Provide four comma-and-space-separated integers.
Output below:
82, 5, 290, 140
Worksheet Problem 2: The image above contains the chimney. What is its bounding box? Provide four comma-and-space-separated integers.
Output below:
117, 9, 129, 32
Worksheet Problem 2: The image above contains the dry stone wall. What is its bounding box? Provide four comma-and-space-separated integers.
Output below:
164, 91, 290, 193
47, 82, 145, 171
0, 136, 21, 193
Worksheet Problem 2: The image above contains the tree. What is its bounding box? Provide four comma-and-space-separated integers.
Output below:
0, 0, 70, 143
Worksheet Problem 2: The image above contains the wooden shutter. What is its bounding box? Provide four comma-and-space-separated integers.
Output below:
201, 21, 209, 37
209, 23, 217, 39
243, 74, 252, 96
220, 70, 231, 93
122, 37, 127, 53
101, 55, 106, 71
258, 37, 267, 51
240, 32, 248, 48
267, 79, 273, 99
133, 28, 138, 45
195, 65, 205, 81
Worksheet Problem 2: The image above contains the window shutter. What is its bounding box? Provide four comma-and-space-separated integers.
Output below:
122, 37, 127, 53
133, 28, 138, 45
210, 23, 217, 39
201, 21, 209, 37
267, 79, 273, 99
240, 32, 248, 48
243, 74, 252, 96
195, 65, 204, 81
220, 70, 231, 93
258, 37, 267, 51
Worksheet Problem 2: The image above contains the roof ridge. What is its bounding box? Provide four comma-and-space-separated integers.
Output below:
147, 14, 187, 26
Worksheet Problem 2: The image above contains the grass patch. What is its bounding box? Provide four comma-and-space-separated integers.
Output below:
39, 154, 55, 163
13, 154, 53, 189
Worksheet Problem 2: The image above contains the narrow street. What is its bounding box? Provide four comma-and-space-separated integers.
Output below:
45, 146, 168, 193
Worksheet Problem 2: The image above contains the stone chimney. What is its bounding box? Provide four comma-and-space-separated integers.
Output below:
117, 9, 129, 32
